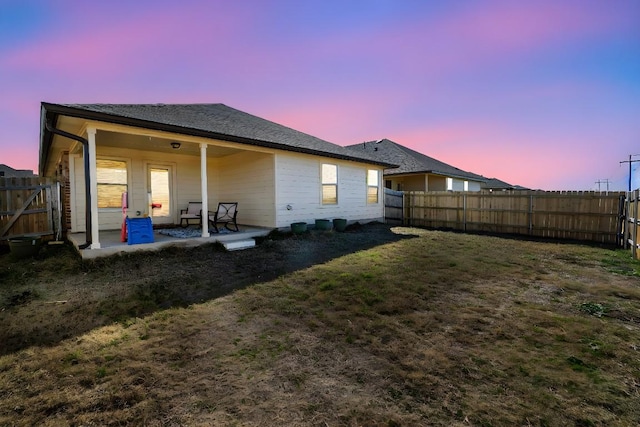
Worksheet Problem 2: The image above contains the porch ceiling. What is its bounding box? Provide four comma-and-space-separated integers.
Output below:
97, 130, 243, 158
50, 113, 245, 158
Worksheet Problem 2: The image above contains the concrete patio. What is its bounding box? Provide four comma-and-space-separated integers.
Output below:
68, 225, 272, 259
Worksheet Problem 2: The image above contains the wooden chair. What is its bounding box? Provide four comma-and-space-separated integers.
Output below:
208, 202, 239, 233
179, 202, 202, 227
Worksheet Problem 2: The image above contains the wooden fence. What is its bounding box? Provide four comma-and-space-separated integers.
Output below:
0, 177, 60, 242
403, 190, 626, 245
624, 189, 640, 259
384, 188, 403, 224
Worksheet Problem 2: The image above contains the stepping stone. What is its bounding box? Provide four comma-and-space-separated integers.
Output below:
223, 239, 256, 251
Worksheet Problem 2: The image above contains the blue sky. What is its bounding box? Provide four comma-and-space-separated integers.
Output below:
1, 0, 639, 190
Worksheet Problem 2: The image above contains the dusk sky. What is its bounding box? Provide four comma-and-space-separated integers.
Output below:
1, 0, 639, 190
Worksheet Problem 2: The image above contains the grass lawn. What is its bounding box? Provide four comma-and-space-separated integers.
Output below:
1, 225, 639, 426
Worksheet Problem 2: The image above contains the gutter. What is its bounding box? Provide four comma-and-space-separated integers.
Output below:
44, 120, 92, 249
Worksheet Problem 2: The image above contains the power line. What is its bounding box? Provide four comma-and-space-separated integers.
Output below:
595, 179, 610, 192
620, 154, 640, 191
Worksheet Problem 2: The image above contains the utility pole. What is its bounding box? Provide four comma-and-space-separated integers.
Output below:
620, 154, 640, 191
595, 179, 611, 192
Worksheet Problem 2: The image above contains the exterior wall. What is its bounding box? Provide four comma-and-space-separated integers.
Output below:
214, 151, 276, 227
401, 175, 427, 191
427, 175, 447, 191
68, 138, 380, 231
385, 173, 483, 192
274, 152, 384, 228
467, 180, 482, 192
71, 145, 205, 231
70, 153, 84, 231
55, 151, 71, 231
385, 175, 425, 191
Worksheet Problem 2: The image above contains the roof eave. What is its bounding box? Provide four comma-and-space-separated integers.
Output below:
40, 103, 396, 169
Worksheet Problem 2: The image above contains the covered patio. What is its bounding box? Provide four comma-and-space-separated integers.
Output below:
68, 226, 271, 259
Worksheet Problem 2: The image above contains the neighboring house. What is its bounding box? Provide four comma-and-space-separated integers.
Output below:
39, 103, 395, 250
346, 139, 486, 191
481, 177, 528, 191
0, 164, 36, 178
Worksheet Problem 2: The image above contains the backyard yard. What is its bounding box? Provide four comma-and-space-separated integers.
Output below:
1, 224, 639, 426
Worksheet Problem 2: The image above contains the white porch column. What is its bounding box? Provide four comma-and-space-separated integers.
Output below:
87, 128, 101, 249
200, 143, 210, 237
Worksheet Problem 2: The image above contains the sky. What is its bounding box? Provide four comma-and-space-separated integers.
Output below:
1, 0, 639, 190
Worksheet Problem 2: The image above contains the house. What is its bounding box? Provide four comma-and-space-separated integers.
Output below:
0, 164, 36, 178
346, 139, 486, 191
39, 103, 395, 251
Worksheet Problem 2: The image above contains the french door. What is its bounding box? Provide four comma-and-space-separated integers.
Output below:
147, 164, 174, 225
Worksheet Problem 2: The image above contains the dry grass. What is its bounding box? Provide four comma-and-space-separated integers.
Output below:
1, 225, 639, 426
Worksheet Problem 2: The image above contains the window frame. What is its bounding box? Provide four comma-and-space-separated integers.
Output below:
367, 169, 380, 204
96, 158, 129, 209
321, 163, 338, 205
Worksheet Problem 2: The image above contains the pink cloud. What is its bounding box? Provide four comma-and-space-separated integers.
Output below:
260, 88, 415, 146
384, 119, 623, 190
2, 3, 251, 79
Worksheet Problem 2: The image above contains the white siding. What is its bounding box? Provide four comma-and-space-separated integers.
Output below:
71, 154, 85, 232
72, 145, 204, 231
214, 151, 275, 227
390, 174, 483, 192
275, 152, 384, 228
467, 180, 482, 191
70, 141, 381, 231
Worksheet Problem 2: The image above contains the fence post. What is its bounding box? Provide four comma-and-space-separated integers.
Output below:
617, 194, 625, 247
633, 190, 639, 260
463, 193, 467, 232
405, 192, 411, 227
528, 193, 534, 235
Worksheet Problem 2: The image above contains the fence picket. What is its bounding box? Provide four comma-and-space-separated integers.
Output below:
0, 177, 58, 242
401, 190, 626, 245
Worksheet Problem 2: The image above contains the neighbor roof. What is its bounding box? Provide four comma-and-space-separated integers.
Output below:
40, 103, 396, 173
482, 178, 529, 191
346, 139, 486, 182
0, 164, 36, 178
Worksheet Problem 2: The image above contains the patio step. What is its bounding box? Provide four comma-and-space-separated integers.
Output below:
222, 239, 256, 251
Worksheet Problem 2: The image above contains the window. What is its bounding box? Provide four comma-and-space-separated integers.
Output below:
367, 169, 379, 203
96, 159, 127, 208
322, 164, 338, 204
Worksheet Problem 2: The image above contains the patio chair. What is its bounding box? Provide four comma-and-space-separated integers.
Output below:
179, 202, 202, 227
208, 202, 239, 233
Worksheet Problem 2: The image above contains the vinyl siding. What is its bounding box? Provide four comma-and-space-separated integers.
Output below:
72, 146, 203, 231
275, 152, 384, 228
70, 145, 380, 231
214, 151, 275, 227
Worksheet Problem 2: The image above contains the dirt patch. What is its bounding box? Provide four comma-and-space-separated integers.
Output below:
0, 223, 414, 355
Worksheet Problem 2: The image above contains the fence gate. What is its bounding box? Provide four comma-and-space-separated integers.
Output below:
384, 188, 404, 224
0, 177, 60, 242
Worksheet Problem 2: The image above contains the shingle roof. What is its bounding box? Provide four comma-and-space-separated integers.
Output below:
345, 139, 486, 182
40, 103, 395, 168
481, 177, 517, 190
484, 179, 529, 190
0, 164, 36, 177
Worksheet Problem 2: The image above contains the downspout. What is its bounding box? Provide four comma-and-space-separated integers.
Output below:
45, 121, 92, 249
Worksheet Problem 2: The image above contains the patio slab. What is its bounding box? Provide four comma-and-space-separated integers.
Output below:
68, 226, 272, 259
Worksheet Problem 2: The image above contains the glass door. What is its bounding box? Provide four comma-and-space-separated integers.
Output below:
148, 165, 173, 224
